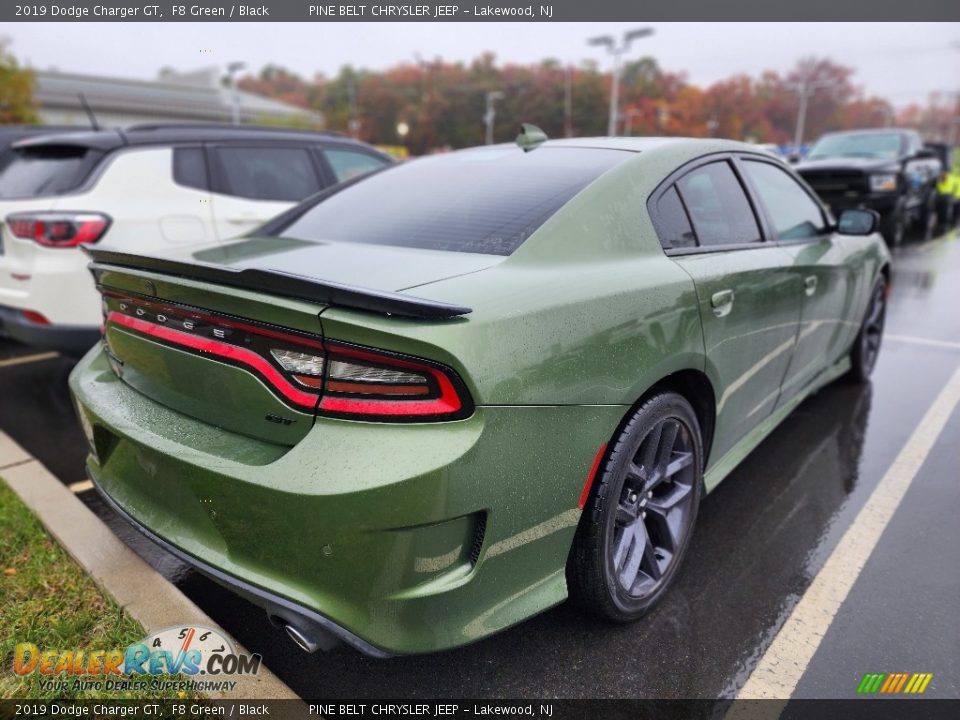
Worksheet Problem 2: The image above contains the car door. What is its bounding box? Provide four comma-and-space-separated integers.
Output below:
738, 156, 859, 402
207, 143, 326, 240
652, 157, 803, 461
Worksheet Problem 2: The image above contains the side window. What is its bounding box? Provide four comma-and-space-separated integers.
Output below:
172, 147, 208, 191
654, 185, 697, 249
323, 149, 388, 183
742, 160, 826, 240
676, 161, 761, 247
213, 146, 322, 202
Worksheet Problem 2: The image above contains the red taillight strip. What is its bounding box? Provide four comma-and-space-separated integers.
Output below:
101, 291, 324, 350
577, 443, 609, 510
319, 343, 462, 417
107, 312, 320, 411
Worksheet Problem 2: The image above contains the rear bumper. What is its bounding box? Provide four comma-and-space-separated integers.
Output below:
90, 477, 392, 657
0, 304, 99, 356
69, 347, 624, 655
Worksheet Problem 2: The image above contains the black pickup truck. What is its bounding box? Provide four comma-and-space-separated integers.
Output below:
795, 128, 941, 246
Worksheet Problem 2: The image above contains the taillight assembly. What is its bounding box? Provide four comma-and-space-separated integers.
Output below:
7, 212, 111, 248
101, 291, 472, 422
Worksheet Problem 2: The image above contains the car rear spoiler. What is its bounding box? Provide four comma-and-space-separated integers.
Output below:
84, 247, 473, 319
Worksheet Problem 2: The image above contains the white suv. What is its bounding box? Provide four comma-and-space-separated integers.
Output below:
0, 124, 392, 355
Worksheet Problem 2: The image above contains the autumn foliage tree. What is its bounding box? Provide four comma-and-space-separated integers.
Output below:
0, 39, 39, 124
240, 55, 910, 155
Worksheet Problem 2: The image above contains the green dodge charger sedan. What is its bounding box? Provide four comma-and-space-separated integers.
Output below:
69, 136, 889, 656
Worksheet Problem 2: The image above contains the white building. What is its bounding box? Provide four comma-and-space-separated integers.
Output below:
32, 67, 324, 128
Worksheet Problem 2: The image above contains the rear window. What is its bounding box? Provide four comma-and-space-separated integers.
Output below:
0, 145, 101, 198
271, 147, 627, 256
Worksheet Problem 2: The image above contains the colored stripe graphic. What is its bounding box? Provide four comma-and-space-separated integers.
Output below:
857, 672, 932, 694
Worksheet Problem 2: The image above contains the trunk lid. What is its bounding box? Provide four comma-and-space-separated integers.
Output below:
145, 235, 502, 292
91, 237, 492, 446
96, 264, 330, 447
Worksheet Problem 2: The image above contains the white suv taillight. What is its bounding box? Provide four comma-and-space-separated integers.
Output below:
6, 212, 111, 248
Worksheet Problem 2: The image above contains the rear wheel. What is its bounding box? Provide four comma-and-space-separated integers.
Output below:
568, 392, 703, 621
848, 277, 887, 383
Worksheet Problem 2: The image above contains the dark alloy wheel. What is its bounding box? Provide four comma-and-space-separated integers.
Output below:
848, 277, 887, 383
568, 391, 703, 621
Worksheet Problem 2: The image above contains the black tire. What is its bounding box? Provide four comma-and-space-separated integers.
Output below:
879, 202, 905, 248
918, 192, 937, 242
848, 277, 887, 384
567, 391, 703, 622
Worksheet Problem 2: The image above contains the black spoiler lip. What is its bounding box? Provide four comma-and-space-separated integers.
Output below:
84, 247, 472, 319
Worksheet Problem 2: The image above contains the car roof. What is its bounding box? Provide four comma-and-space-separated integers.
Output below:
534, 136, 726, 153
10, 124, 381, 154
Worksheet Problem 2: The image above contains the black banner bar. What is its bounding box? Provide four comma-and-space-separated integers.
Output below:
3, 700, 960, 720
2, 0, 958, 22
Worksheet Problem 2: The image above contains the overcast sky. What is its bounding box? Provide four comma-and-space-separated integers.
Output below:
8, 22, 959, 107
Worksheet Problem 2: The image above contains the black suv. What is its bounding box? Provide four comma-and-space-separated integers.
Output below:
795, 128, 941, 246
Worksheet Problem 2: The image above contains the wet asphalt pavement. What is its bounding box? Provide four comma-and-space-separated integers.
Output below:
1, 232, 958, 699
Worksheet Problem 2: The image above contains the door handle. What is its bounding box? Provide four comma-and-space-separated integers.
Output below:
804, 275, 818, 296
710, 289, 735, 317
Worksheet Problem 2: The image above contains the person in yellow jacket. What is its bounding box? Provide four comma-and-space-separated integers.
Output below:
936, 163, 960, 229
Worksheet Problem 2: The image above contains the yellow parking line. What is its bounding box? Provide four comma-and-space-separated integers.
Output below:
0, 351, 59, 368
68, 479, 94, 494
736, 363, 960, 699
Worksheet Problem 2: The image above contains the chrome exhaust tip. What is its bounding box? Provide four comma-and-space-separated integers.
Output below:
284, 623, 321, 653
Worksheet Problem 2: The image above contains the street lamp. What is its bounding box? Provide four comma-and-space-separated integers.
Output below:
484, 91, 504, 145
396, 121, 410, 139
588, 27, 654, 136
789, 76, 835, 153
226, 61, 246, 126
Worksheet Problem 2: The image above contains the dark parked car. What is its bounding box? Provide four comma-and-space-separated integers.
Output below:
795, 128, 941, 246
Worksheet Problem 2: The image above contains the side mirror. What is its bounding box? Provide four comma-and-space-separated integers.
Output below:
836, 208, 880, 236
912, 148, 935, 160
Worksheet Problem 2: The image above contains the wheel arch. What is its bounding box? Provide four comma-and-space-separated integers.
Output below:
648, 369, 717, 471
607, 368, 718, 475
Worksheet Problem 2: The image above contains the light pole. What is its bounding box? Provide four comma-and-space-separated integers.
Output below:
790, 76, 834, 154
484, 91, 504, 145
226, 61, 246, 126
588, 27, 654, 136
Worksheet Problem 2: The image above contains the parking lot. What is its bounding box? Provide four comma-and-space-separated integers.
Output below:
2, 231, 958, 699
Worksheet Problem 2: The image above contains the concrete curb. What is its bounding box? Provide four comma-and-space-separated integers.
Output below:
0, 430, 299, 700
